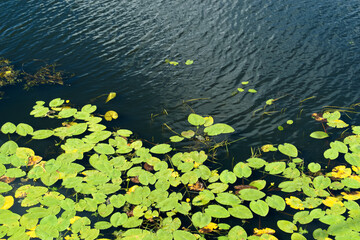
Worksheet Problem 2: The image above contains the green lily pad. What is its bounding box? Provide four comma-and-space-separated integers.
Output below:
150, 144, 172, 154
32, 129, 54, 140
323, 148, 339, 160
205, 205, 230, 218
185, 60, 194, 65
277, 220, 297, 233
249, 200, 269, 216
191, 212, 211, 228
204, 123, 235, 136
233, 162, 252, 178
1, 122, 16, 134
265, 161, 286, 175
308, 162, 321, 173
228, 226, 247, 239
16, 123, 34, 136
173, 230, 196, 240
188, 113, 205, 126
215, 192, 241, 206
170, 136, 184, 142
181, 130, 195, 138
220, 170, 237, 184
49, 98, 64, 107
278, 143, 298, 158
265, 195, 286, 211
228, 205, 253, 219
238, 189, 265, 201
310, 131, 329, 139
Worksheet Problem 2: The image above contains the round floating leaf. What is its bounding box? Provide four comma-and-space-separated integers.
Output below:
249, 180, 266, 190
49, 98, 64, 107
248, 89, 257, 93
185, 60, 194, 65
249, 200, 269, 216
188, 114, 205, 126
238, 189, 265, 201
0, 182, 12, 193
32, 129, 54, 140
117, 129, 133, 137
238, 88, 244, 92
1, 122, 16, 134
150, 144, 172, 154
173, 230, 196, 240
324, 148, 339, 160
94, 143, 115, 155
228, 205, 253, 219
291, 233, 307, 240
170, 136, 184, 142
181, 130, 195, 138
105, 92, 116, 103
204, 116, 214, 127
246, 158, 267, 169
242, 81, 249, 85
278, 143, 298, 158
191, 212, 211, 228
98, 203, 114, 217
330, 141, 348, 154
287, 120, 294, 125
110, 212, 128, 227
233, 162, 252, 178
208, 182, 229, 193
265, 161, 286, 175
313, 176, 331, 189
277, 220, 297, 233
104, 110, 118, 121
204, 123, 235, 136
205, 205, 230, 218
266, 195, 286, 211
228, 226, 247, 239
215, 192, 241, 206
220, 170, 237, 184
0, 196, 14, 209
58, 108, 77, 118
95, 221, 112, 230
308, 162, 321, 173
310, 131, 329, 139
16, 123, 34, 136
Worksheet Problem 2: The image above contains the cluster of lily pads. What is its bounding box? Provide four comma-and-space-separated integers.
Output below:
1, 98, 360, 240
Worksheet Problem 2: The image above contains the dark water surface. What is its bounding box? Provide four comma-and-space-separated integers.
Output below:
1, 0, 360, 165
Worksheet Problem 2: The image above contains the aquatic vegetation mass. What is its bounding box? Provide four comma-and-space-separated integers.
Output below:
0, 98, 360, 239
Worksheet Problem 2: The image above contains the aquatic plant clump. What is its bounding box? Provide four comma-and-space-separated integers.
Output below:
0, 99, 360, 239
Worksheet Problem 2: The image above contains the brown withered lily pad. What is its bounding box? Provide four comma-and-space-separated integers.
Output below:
0, 175, 15, 183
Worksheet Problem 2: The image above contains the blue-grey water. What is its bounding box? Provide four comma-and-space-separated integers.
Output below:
1, 0, 360, 165
1, 0, 360, 236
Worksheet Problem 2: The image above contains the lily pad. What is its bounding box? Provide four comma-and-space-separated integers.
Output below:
150, 144, 172, 154
277, 220, 297, 233
204, 123, 235, 136
188, 113, 205, 126
310, 131, 329, 139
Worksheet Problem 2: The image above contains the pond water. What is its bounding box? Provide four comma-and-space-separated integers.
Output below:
1, 0, 360, 236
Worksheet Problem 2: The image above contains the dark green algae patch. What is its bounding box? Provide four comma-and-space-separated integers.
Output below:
1, 98, 360, 240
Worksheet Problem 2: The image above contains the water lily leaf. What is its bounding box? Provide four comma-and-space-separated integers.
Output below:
287, 120, 293, 125
122, 217, 143, 228
249, 180, 266, 190
94, 143, 115, 155
192, 212, 211, 228
204, 123, 235, 136
249, 200, 269, 216
110, 212, 128, 227
248, 89, 257, 93
110, 194, 125, 208
94, 221, 112, 230
173, 230, 196, 240
291, 233, 307, 240
30, 105, 49, 117
220, 170, 237, 184
181, 130, 195, 138
192, 191, 213, 206
98, 203, 114, 218
0, 196, 14, 210
265, 161, 286, 175
246, 158, 267, 169
0, 182, 12, 193
16, 123, 34, 136
105, 92, 116, 103
49, 98, 64, 107
205, 205, 230, 218
228, 205, 253, 219
327, 119, 349, 128
117, 129, 133, 137
323, 148, 338, 160
265, 195, 286, 211
1, 122, 16, 134
278, 143, 298, 158
310, 131, 329, 139
204, 116, 214, 127
208, 182, 229, 193
228, 226, 247, 239
238, 88, 244, 92
308, 162, 321, 173
80, 228, 99, 240
233, 162, 252, 178
330, 140, 348, 154
293, 211, 314, 225
185, 60, 194, 65
170, 136, 184, 142
277, 220, 297, 233
238, 189, 265, 201
150, 144, 172, 154
215, 192, 241, 206
188, 113, 205, 126
168, 61, 179, 66
313, 176, 331, 189
58, 108, 77, 118
32, 129, 54, 140
6, 168, 26, 178
104, 110, 118, 121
